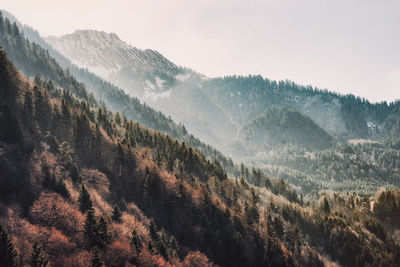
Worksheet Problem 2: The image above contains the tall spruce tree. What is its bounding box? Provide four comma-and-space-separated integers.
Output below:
91, 247, 103, 267
97, 217, 110, 249
0, 105, 23, 144
322, 197, 330, 215
30, 240, 48, 267
84, 210, 98, 247
0, 223, 18, 267
148, 218, 158, 241
78, 184, 93, 213
111, 205, 122, 223
130, 229, 142, 255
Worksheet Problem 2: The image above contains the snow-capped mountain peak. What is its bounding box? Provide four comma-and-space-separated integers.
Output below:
45, 30, 181, 98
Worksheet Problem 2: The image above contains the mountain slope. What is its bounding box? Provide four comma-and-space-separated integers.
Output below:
46, 30, 180, 100
46, 30, 400, 146
0, 11, 236, 175
30, 15, 400, 194
240, 106, 334, 150
1, 44, 400, 267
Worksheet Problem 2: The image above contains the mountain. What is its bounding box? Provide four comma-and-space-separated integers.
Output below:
1, 39, 400, 267
0, 10, 236, 176
45, 30, 400, 149
44, 30, 236, 147
46, 30, 182, 100
24, 15, 400, 194
2, 9, 400, 267
240, 106, 334, 150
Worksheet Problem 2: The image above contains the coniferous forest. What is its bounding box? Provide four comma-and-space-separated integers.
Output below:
1, 9, 400, 267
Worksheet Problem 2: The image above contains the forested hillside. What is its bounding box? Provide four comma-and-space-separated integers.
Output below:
2, 8, 400, 267
0, 11, 235, 175
240, 106, 334, 150
200, 76, 399, 139
5, 10, 400, 195
250, 139, 400, 194
1, 47, 400, 266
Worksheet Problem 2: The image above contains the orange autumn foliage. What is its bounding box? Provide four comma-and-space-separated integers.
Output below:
31, 192, 84, 235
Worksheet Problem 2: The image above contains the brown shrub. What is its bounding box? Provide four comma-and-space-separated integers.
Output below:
54, 250, 91, 267
4, 208, 77, 266
181, 251, 216, 267
80, 168, 110, 196
103, 241, 132, 267
137, 249, 172, 267
31, 192, 84, 235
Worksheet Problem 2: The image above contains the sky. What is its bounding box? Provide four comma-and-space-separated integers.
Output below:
2, 0, 400, 102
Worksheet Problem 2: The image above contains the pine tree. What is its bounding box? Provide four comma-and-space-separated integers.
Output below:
285, 221, 302, 257
24, 90, 34, 130
34, 74, 43, 87
322, 197, 330, 215
266, 214, 275, 236
33, 85, 51, 129
265, 234, 285, 267
245, 200, 259, 226
115, 112, 121, 126
168, 236, 179, 259
157, 228, 169, 259
30, 240, 48, 267
78, 184, 93, 213
143, 166, 158, 196
111, 205, 122, 223
147, 241, 154, 253
74, 113, 92, 157
0, 12, 3, 33
130, 229, 142, 255
84, 210, 97, 247
0, 105, 23, 144
91, 247, 104, 267
148, 218, 158, 241
97, 217, 110, 249
273, 216, 284, 239
0, 223, 18, 267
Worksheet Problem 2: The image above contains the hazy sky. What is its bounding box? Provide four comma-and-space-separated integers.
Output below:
2, 0, 400, 102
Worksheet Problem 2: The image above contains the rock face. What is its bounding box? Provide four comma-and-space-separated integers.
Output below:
46, 30, 181, 99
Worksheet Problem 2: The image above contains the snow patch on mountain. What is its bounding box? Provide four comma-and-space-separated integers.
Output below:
45, 30, 182, 98
143, 89, 171, 101
176, 73, 191, 82
155, 76, 164, 88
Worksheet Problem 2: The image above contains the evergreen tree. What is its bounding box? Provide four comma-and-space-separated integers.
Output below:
130, 229, 142, 255
30, 240, 48, 267
148, 218, 158, 241
115, 112, 121, 125
0, 105, 23, 144
74, 112, 92, 157
245, 200, 259, 226
157, 228, 169, 259
285, 221, 302, 257
111, 205, 122, 223
147, 241, 154, 253
322, 197, 330, 215
84, 210, 98, 247
97, 217, 111, 249
0, 223, 18, 267
168, 236, 179, 259
78, 184, 93, 213
33, 86, 51, 129
91, 247, 104, 267
265, 234, 285, 267
273, 216, 284, 239
0, 12, 3, 33
23, 90, 34, 130
34, 74, 43, 87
